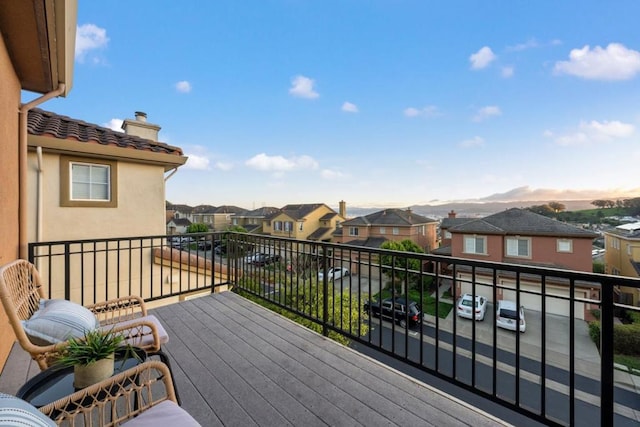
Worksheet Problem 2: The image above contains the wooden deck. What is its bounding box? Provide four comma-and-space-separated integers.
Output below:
1, 292, 510, 426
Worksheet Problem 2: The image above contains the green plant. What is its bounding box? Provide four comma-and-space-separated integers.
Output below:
56, 328, 126, 367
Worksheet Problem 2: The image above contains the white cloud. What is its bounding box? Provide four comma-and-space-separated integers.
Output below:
506, 39, 539, 52
75, 24, 109, 62
549, 119, 635, 146
341, 102, 358, 113
175, 81, 192, 93
321, 169, 346, 179
288, 75, 319, 99
183, 153, 211, 170
554, 43, 640, 80
460, 136, 485, 148
103, 119, 123, 132
403, 105, 441, 118
469, 46, 496, 70
245, 153, 319, 172
215, 162, 233, 171
501, 66, 514, 78
473, 106, 502, 122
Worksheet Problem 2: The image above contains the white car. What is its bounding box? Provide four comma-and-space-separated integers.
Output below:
496, 300, 526, 333
318, 267, 350, 281
456, 293, 487, 321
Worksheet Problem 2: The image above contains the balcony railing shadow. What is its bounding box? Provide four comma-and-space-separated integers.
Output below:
24, 231, 640, 427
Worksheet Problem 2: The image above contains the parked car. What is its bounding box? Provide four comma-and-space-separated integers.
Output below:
364, 297, 423, 328
318, 267, 350, 281
197, 239, 213, 250
169, 236, 195, 249
250, 253, 281, 267
456, 293, 488, 321
496, 300, 526, 333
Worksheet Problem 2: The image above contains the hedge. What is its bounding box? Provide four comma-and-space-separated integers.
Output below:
588, 321, 640, 356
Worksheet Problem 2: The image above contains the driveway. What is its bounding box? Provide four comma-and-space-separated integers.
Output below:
427, 303, 601, 376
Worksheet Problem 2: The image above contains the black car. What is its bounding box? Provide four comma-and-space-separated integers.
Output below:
364, 297, 423, 328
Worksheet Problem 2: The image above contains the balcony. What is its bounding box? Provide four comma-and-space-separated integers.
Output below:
1, 232, 639, 426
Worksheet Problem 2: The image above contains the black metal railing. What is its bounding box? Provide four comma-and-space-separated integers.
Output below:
29, 232, 640, 426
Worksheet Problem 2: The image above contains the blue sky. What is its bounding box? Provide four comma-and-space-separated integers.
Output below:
42, 1, 640, 210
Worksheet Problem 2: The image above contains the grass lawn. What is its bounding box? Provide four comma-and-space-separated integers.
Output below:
614, 354, 640, 372
376, 289, 453, 319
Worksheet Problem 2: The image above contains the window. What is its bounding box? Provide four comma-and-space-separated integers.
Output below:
444, 230, 452, 239
349, 227, 359, 237
284, 221, 293, 232
506, 237, 530, 258
610, 238, 620, 250
274, 221, 283, 231
463, 235, 486, 254
298, 221, 304, 231
380, 227, 386, 234
60, 156, 117, 207
392, 227, 399, 235
557, 239, 573, 253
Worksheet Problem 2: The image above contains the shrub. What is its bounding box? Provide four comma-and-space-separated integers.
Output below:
588, 321, 640, 356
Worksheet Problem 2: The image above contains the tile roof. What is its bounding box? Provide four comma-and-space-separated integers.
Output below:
449, 208, 598, 238
242, 207, 281, 217
280, 203, 328, 220
307, 227, 332, 240
214, 205, 248, 214
28, 108, 184, 156
342, 208, 437, 227
192, 205, 217, 214
344, 237, 389, 249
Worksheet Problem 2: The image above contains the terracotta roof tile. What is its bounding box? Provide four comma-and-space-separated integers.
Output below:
28, 109, 184, 156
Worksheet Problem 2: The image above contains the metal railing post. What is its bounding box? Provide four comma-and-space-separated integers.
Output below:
322, 246, 329, 337
600, 281, 614, 426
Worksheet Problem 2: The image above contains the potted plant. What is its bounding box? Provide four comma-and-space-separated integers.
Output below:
56, 328, 130, 388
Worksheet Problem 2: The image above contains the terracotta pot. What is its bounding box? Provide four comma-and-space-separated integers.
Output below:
73, 355, 115, 388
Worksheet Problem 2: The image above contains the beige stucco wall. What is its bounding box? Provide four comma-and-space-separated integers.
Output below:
26, 151, 168, 241
0, 33, 21, 368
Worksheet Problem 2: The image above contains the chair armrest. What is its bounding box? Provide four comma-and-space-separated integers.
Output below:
39, 360, 178, 425
107, 318, 162, 352
87, 295, 148, 325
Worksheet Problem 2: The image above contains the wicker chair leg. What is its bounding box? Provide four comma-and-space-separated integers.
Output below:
150, 349, 181, 406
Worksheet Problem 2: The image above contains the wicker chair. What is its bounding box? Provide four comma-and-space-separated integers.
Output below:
0, 259, 169, 370
39, 361, 199, 426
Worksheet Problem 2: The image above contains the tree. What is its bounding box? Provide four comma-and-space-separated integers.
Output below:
186, 223, 209, 233
591, 200, 607, 209
226, 225, 247, 233
548, 201, 566, 213
379, 240, 425, 294
528, 204, 554, 217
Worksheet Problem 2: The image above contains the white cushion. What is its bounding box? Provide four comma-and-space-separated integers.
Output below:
22, 299, 99, 345
122, 400, 200, 426
99, 314, 169, 347
0, 393, 56, 426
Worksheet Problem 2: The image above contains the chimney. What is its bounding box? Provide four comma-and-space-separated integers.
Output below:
121, 111, 161, 141
448, 210, 457, 218
339, 200, 346, 218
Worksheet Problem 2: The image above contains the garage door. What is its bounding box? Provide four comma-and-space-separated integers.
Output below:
456, 274, 586, 319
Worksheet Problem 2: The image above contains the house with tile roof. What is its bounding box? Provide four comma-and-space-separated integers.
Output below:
263, 203, 344, 241
336, 208, 438, 252
0, 0, 77, 366
603, 222, 640, 305
233, 206, 281, 234
445, 208, 599, 319
26, 109, 187, 242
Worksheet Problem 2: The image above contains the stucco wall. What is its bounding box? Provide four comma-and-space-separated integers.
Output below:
27, 152, 168, 241
0, 34, 21, 369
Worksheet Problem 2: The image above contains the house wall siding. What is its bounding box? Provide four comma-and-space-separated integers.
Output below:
0, 33, 22, 368
27, 153, 168, 241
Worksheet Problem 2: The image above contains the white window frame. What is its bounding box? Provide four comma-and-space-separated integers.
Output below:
349, 227, 359, 237
380, 227, 386, 234
284, 221, 293, 232
274, 221, 283, 231
557, 239, 573, 253
505, 236, 531, 258
60, 156, 117, 208
463, 235, 486, 255
298, 221, 304, 231
392, 227, 399, 235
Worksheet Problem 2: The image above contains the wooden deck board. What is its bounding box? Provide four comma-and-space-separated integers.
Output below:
1, 292, 510, 426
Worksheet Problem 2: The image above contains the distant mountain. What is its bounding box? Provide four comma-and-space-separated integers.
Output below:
343, 186, 640, 219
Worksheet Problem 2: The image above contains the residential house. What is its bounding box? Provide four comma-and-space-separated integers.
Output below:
0, 0, 77, 367
337, 208, 438, 252
233, 206, 281, 233
263, 203, 344, 241
27, 110, 187, 242
211, 205, 248, 231
166, 202, 194, 222
603, 221, 640, 305
446, 208, 599, 319
190, 204, 217, 228
167, 218, 193, 235
433, 210, 476, 253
